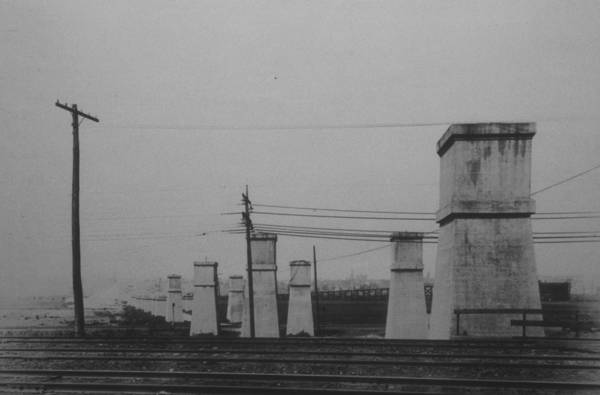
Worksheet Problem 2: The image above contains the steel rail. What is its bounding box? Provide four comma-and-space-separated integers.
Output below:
3, 335, 598, 347
0, 381, 440, 395
0, 342, 600, 356
1, 354, 598, 370
1, 369, 599, 390
2, 339, 597, 355
0, 333, 593, 340
2, 347, 599, 362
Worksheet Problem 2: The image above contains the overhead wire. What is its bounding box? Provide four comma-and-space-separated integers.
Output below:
253, 223, 410, 233
252, 222, 599, 236
253, 203, 600, 217
226, 209, 600, 221
250, 211, 436, 220
534, 230, 600, 234
252, 225, 437, 237
224, 230, 393, 243
252, 203, 435, 215
228, 228, 599, 244
531, 215, 600, 220
531, 162, 600, 196
92, 121, 450, 132
251, 228, 435, 240
319, 244, 393, 262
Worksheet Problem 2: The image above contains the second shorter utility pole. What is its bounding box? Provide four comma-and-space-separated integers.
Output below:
313, 245, 320, 336
243, 186, 256, 338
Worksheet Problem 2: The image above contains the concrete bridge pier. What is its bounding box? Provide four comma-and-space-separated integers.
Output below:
385, 232, 427, 339
241, 233, 280, 338
155, 296, 166, 318
429, 123, 542, 339
166, 274, 183, 323
286, 260, 314, 336
226, 275, 244, 324
190, 261, 218, 335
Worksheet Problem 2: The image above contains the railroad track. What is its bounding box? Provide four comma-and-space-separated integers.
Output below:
1, 369, 600, 394
0, 336, 600, 349
2, 354, 599, 373
3, 335, 599, 352
2, 346, 599, 362
2, 336, 598, 393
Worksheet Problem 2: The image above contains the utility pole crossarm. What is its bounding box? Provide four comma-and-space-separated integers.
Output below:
55, 100, 100, 123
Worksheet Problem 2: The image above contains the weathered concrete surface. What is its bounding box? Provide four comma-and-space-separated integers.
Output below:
241, 233, 280, 337
226, 275, 244, 324
287, 260, 314, 336
190, 261, 218, 335
385, 232, 427, 339
166, 274, 183, 323
430, 123, 542, 339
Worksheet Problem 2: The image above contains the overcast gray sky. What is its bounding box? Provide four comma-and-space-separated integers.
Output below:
1, 0, 599, 298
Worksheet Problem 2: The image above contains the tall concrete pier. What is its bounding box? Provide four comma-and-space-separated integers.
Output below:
385, 232, 427, 339
166, 274, 183, 323
429, 123, 542, 339
286, 260, 314, 336
190, 261, 218, 335
226, 275, 244, 324
241, 233, 280, 337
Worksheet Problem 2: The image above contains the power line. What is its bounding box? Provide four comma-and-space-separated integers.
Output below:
532, 215, 600, 220
253, 228, 598, 241
253, 223, 437, 234
531, 162, 600, 196
240, 223, 600, 238
253, 202, 600, 217
247, 210, 600, 221
71, 227, 598, 242
253, 223, 403, 233
87, 213, 221, 221
535, 211, 600, 215
82, 234, 204, 242
533, 237, 600, 241
252, 228, 419, 240
534, 240, 600, 244
93, 121, 450, 132
228, 227, 599, 243
533, 230, 600, 234
251, 211, 436, 221
320, 244, 392, 262
228, 209, 599, 220
254, 222, 600, 236
225, 229, 402, 243
253, 203, 435, 215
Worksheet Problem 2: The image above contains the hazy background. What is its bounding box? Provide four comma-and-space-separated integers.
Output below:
1, 0, 599, 299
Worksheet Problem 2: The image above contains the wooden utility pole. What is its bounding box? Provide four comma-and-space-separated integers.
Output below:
55, 100, 99, 337
313, 245, 320, 336
242, 185, 256, 338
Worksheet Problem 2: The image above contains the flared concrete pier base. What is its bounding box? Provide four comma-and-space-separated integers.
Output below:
429, 123, 543, 339
286, 260, 314, 336
226, 275, 244, 324
241, 233, 280, 338
153, 296, 166, 317
190, 261, 218, 336
385, 232, 427, 339
166, 274, 183, 323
